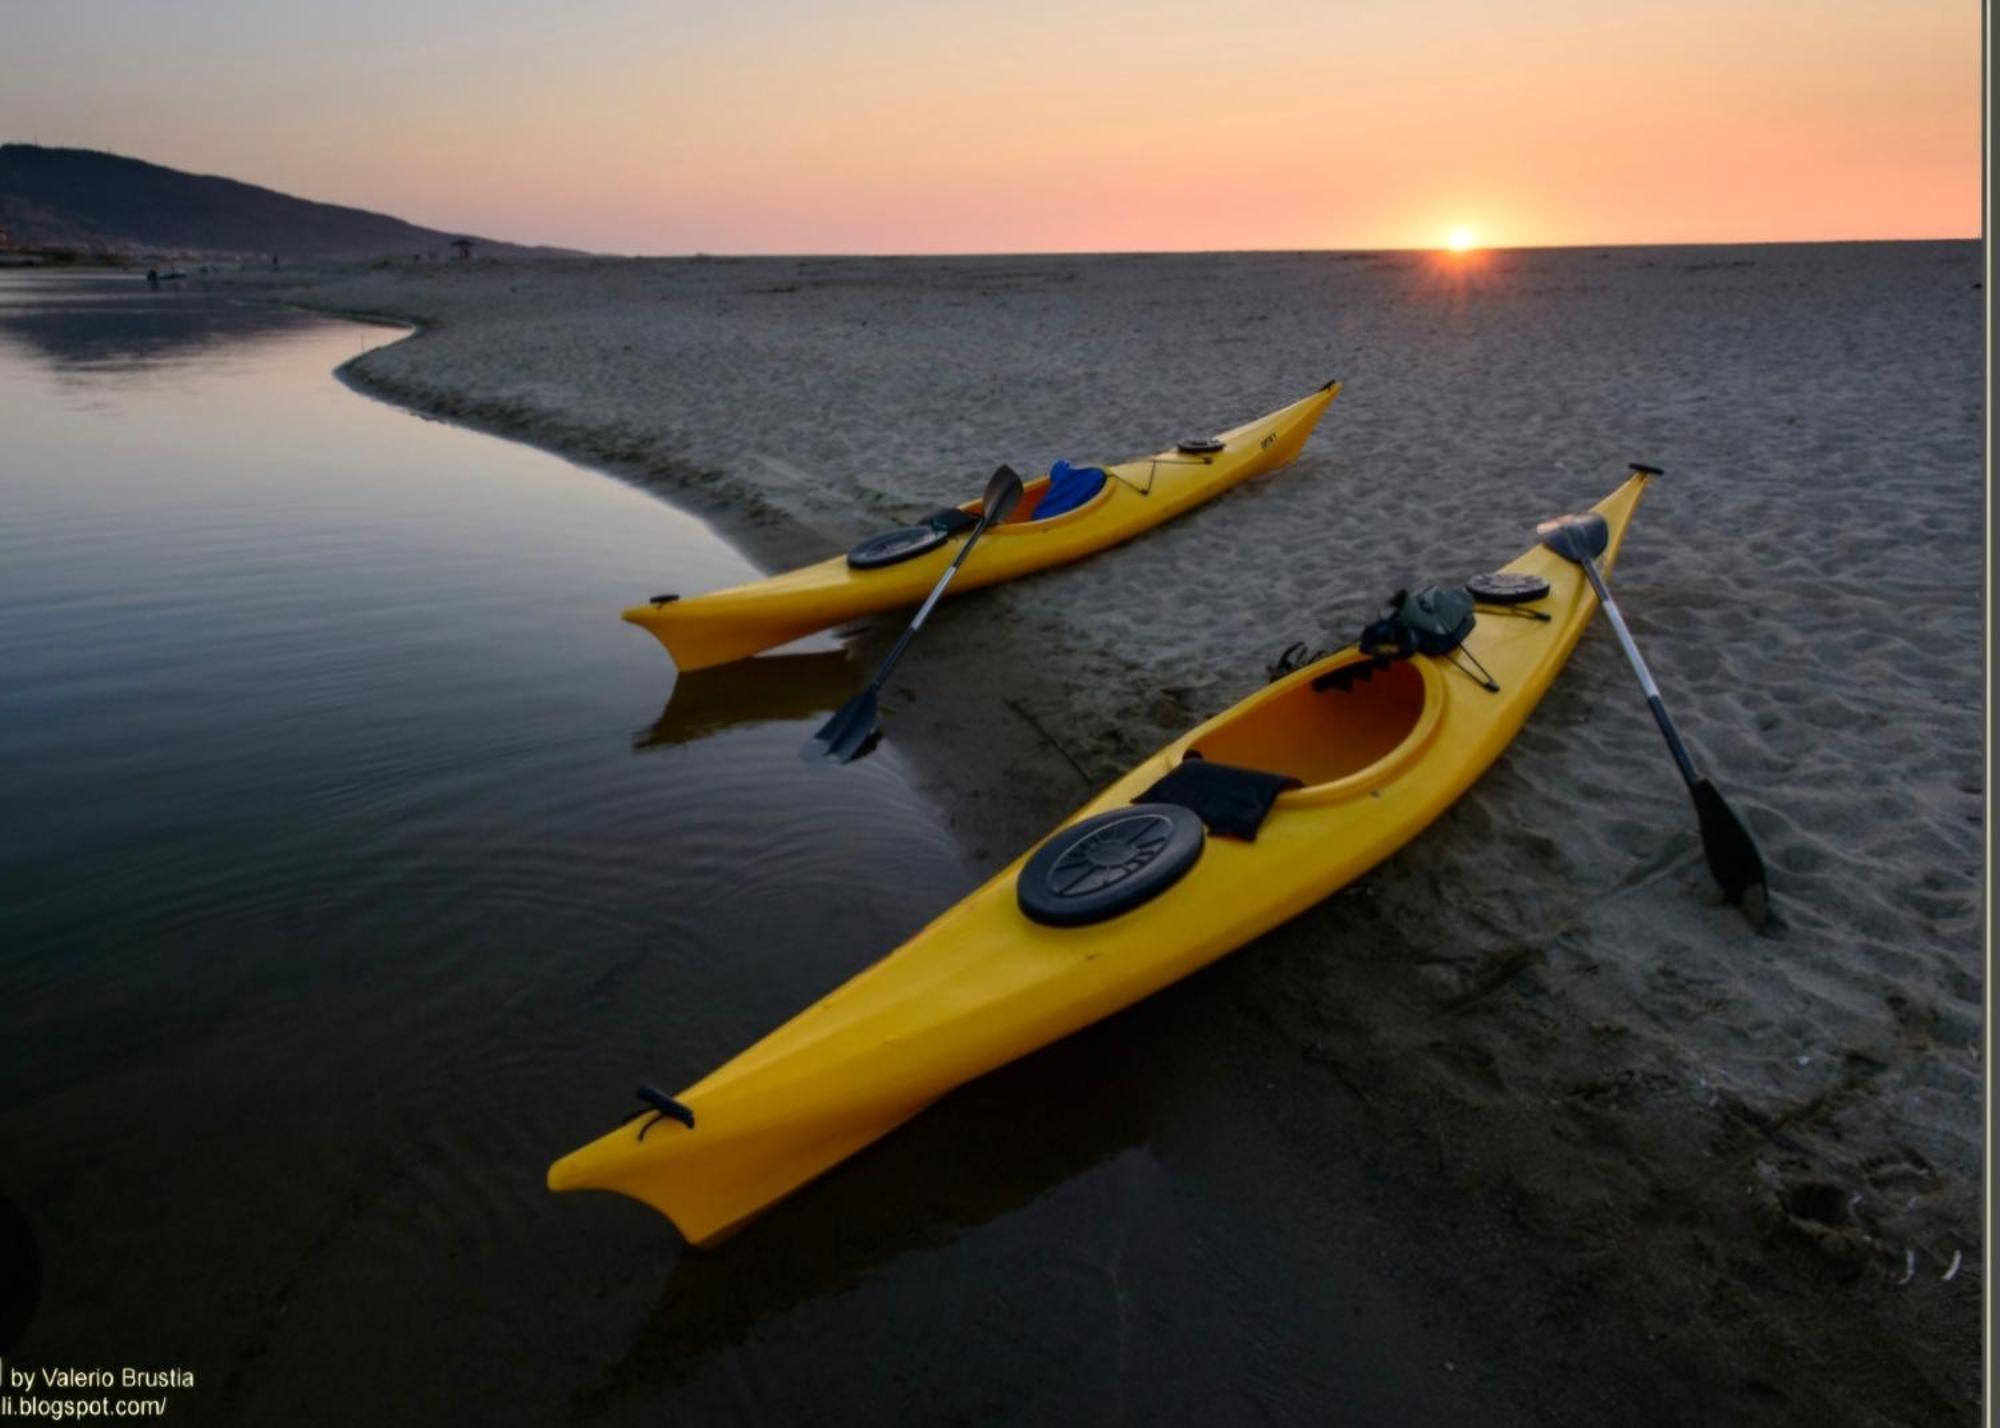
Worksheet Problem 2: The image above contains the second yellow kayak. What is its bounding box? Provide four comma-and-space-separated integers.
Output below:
552, 467, 1654, 1245
625, 382, 1340, 670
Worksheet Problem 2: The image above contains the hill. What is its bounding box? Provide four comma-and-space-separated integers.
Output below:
0, 144, 570, 260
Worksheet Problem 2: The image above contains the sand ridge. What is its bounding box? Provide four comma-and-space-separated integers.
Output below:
247, 242, 1981, 1420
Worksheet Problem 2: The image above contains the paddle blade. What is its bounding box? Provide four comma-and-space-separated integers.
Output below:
804, 687, 880, 764
1537, 512, 1610, 564
982, 465, 1025, 526
1691, 778, 1770, 928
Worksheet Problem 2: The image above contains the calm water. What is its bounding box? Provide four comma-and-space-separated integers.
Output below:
1, 273, 1603, 1428
0, 274, 957, 1078
0, 272, 991, 1418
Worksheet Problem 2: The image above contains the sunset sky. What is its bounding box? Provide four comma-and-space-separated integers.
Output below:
1, 0, 1980, 254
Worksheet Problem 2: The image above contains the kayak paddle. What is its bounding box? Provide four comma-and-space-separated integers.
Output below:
1538, 495, 1770, 927
806, 463, 1025, 764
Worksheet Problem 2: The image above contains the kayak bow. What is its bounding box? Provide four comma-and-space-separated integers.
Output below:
625, 383, 1340, 670
553, 468, 1653, 1245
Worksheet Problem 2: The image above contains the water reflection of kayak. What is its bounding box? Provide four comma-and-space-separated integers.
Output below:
631, 650, 859, 750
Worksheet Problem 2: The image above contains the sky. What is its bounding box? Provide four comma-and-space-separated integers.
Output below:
0, 0, 1981, 254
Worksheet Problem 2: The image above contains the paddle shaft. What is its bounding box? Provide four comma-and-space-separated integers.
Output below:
1574, 555, 1701, 788
863, 511, 996, 695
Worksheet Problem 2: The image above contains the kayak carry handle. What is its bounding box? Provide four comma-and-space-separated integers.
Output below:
1628, 462, 1664, 476
634, 1084, 696, 1137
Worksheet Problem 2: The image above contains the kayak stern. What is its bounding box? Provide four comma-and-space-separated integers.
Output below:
621, 599, 837, 673
547, 1088, 936, 1248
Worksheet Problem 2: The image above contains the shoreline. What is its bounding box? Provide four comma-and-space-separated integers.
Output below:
242, 245, 1980, 1421
314, 303, 834, 576
202, 270, 838, 581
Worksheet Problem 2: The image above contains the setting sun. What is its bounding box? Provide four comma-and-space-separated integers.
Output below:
1446, 227, 1478, 253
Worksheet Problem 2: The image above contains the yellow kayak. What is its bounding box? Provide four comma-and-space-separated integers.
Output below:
552, 468, 1653, 1245
625, 383, 1340, 670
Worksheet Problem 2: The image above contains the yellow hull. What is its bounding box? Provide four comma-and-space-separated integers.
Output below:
624, 383, 1340, 670
553, 470, 1653, 1245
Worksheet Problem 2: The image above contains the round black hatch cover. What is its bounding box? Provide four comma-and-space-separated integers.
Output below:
1467, 572, 1552, 605
1175, 436, 1226, 455
1017, 805, 1206, 927
847, 524, 949, 570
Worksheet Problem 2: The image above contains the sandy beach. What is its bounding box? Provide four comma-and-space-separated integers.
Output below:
244, 242, 1980, 1421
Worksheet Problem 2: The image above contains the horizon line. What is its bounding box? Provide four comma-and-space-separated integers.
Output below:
571, 235, 1981, 261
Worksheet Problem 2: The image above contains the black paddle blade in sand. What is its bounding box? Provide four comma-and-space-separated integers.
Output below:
807, 464, 1025, 765
1691, 778, 1770, 926
1539, 504, 1770, 926
806, 686, 879, 765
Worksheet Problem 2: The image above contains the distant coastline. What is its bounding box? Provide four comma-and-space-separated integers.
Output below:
0, 143, 575, 263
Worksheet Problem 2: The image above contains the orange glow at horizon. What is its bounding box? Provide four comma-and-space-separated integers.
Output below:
0, 0, 1981, 254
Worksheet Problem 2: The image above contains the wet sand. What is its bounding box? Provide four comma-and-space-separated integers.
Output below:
248, 243, 1981, 1422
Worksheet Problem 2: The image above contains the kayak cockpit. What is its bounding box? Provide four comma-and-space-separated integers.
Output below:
1017, 652, 1445, 927
1181, 653, 1444, 806
843, 468, 1120, 572
961, 470, 1117, 528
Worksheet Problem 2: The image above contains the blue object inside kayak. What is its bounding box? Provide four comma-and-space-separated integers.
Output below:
1035, 461, 1108, 519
